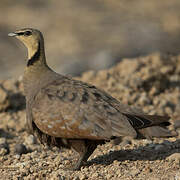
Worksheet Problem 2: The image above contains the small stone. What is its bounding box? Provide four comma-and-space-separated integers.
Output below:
57, 175, 66, 180
0, 148, 8, 156
106, 174, 113, 178
25, 135, 36, 145
154, 144, 164, 151
78, 174, 87, 180
15, 154, 21, 159
167, 153, 180, 162
92, 172, 99, 178
130, 169, 140, 176
160, 66, 173, 74
29, 167, 34, 173
0, 138, 7, 148
0, 138, 9, 154
138, 93, 150, 105
14, 144, 28, 155
143, 139, 153, 144
74, 177, 80, 180
149, 86, 158, 96
120, 139, 131, 147
149, 178, 160, 180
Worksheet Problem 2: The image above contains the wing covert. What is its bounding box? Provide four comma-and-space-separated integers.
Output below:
31, 78, 136, 140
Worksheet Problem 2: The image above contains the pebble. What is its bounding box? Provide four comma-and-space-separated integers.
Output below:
0, 138, 8, 148
130, 169, 140, 176
154, 144, 164, 151
91, 172, 99, 178
138, 93, 150, 105
78, 174, 87, 180
0, 148, 8, 156
25, 135, 36, 145
15, 154, 21, 160
0, 138, 9, 154
167, 153, 180, 162
14, 144, 28, 155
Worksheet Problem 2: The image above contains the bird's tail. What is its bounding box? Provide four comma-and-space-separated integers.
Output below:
137, 125, 177, 139
123, 113, 177, 138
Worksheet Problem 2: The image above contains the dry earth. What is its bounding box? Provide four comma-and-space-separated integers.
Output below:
0, 53, 180, 179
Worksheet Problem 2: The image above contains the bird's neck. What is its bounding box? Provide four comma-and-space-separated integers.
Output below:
27, 41, 46, 67
23, 40, 54, 96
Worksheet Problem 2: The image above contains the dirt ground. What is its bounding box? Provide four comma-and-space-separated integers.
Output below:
0, 53, 180, 179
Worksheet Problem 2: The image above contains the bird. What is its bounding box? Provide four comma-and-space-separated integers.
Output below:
8, 28, 176, 170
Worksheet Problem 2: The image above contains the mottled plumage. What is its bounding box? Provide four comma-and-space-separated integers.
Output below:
8, 28, 176, 170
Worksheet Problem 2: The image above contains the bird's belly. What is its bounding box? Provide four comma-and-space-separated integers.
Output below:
33, 117, 103, 140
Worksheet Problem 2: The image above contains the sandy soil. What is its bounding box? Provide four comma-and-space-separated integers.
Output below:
0, 53, 180, 179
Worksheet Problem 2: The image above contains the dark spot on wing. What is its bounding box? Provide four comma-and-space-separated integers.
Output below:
107, 111, 116, 116
57, 90, 67, 100
53, 80, 66, 86
88, 85, 96, 89
79, 116, 91, 129
104, 94, 115, 101
47, 94, 54, 100
81, 91, 89, 103
68, 92, 76, 101
103, 104, 110, 109
93, 92, 102, 100
103, 104, 117, 116
82, 116, 89, 124
93, 104, 99, 109
94, 124, 104, 133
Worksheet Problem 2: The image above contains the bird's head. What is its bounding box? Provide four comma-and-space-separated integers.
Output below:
8, 28, 44, 59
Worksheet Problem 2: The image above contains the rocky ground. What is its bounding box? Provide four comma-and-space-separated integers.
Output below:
0, 53, 180, 179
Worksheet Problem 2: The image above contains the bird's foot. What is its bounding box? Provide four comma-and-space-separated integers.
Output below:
61, 160, 86, 171
72, 160, 86, 171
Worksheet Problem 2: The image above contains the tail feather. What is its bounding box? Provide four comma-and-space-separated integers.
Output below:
123, 113, 170, 129
113, 113, 177, 145
123, 113, 177, 139
138, 126, 177, 139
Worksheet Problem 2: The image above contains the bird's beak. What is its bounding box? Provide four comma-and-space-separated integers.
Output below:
8, 32, 18, 37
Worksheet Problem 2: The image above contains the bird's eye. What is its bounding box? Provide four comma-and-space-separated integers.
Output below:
24, 31, 32, 36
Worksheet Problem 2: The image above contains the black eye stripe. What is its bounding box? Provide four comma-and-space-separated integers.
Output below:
17, 32, 24, 36
17, 31, 32, 36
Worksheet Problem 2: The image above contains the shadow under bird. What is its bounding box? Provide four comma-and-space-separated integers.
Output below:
8, 28, 177, 170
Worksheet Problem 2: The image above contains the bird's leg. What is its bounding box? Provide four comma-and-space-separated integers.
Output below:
74, 143, 97, 170
69, 139, 97, 170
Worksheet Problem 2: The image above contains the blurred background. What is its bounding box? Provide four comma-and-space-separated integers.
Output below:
1, 0, 180, 78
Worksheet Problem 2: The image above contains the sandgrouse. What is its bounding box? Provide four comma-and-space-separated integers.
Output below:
8, 28, 176, 170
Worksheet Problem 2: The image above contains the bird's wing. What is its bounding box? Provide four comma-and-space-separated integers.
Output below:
31, 78, 136, 140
